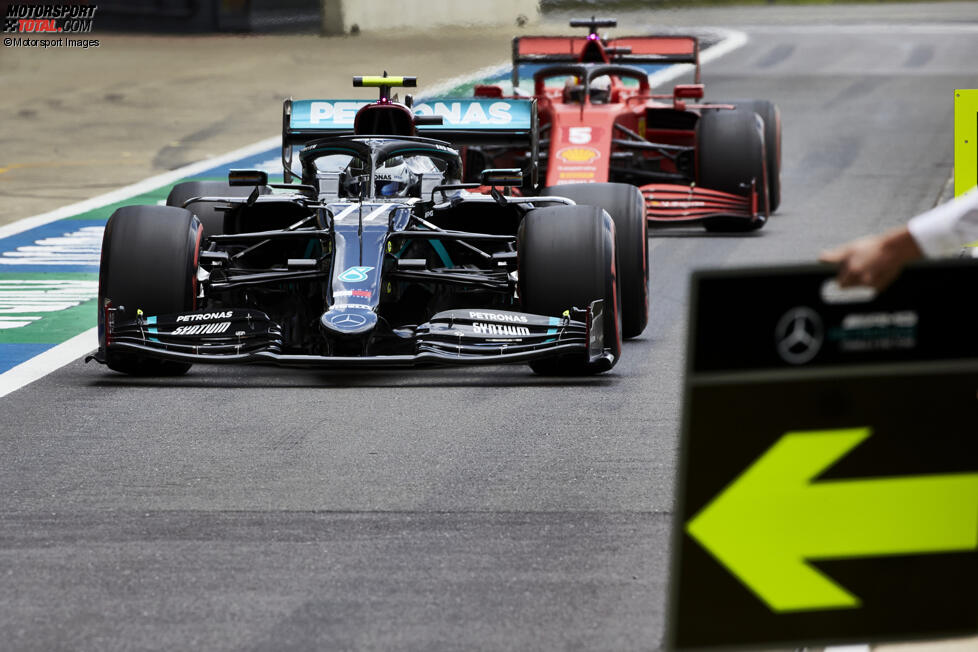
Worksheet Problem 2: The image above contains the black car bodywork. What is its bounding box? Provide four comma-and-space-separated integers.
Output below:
91, 81, 618, 373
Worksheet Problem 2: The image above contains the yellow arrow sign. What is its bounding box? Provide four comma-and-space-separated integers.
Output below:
686, 427, 978, 612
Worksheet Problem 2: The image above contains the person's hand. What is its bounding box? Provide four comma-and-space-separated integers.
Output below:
819, 227, 923, 290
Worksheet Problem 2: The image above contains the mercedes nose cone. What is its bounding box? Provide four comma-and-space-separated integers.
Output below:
320, 307, 378, 336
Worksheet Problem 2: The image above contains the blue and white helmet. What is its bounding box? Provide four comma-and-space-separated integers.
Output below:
375, 157, 415, 197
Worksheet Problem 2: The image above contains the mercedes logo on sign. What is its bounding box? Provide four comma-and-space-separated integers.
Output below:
775, 307, 824, 365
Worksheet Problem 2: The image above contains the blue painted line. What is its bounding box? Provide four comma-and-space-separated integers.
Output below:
0, 154, 285, 376
0, 343, 55, 368
0, 218, 105, 274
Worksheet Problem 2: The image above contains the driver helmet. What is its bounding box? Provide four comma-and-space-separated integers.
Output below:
375, 156, 417, 197
562, 77, 585, 103
590, 75, 612, 104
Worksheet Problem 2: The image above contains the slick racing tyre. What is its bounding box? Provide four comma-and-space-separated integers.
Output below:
542, 182, 649, 338
519, 204, 621, 375
696, 107, 768, 232
711, 99, 782, 212
166, 181, 267, 239
98, 205, 201, 376
742, 99, 782, 213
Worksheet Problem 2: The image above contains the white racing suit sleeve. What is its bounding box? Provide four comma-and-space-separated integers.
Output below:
907, 187, 978, 257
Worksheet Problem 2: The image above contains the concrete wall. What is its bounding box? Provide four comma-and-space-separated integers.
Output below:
322, 0, 539, 35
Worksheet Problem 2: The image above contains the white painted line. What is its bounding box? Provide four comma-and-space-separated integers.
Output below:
701, 28, 750, 65
647, 28, 749, 89
742, 23, 978, 35
0, 136, 281, 241
331, 204, 360, 223
825, 646, 871, 652
0, 327, 97, 399
363, 204, 392, 223
422, 60, 510, 96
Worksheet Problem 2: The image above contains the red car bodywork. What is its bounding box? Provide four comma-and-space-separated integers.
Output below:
472, 26, 768, 227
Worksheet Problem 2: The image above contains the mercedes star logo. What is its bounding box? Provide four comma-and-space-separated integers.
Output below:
329, 313, 368, 329
775, 307, 824, 365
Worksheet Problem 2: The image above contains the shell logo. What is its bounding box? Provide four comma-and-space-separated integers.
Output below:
557, 147, 600, 164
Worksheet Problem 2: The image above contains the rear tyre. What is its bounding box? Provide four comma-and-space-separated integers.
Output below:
98, 205, 201, 375
166, 181, 266, 238
519, 205, 621, 375
542, 183, 648, 338
696, 107, 768, 232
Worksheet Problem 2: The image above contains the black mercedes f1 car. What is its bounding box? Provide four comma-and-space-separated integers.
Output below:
90, 75, 639, 375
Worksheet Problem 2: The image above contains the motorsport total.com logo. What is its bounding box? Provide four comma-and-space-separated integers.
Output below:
4, 4, 96, 34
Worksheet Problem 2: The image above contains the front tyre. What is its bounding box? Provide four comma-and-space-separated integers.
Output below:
710, 99, 782, 212
542, 183, 648, 338
696, 107, 768, 232
97, 205, 201, 375
740, 99, 782, 213
519, 205, 621, 375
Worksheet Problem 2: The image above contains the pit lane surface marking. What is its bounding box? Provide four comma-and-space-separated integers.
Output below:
0, 29, 746, 399
0, 137, 278, 398
741, 23, 978, 35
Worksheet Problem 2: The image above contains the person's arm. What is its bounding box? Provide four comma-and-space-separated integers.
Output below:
820, 188, 978, 289
819, 226, 923, 289
906, 187, 978, 256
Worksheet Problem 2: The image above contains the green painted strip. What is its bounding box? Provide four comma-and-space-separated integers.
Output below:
0, 297, 97, 344
0, 272, 96, 281
0, 271, 98, 344
62, 187, 172, 222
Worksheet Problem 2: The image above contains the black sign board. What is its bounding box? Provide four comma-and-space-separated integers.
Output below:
669, 261, 978, 650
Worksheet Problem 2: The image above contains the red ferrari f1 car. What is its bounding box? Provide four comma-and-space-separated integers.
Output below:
465, 17, 782, 232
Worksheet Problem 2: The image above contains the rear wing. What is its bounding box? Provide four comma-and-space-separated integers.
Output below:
511, 34, 701, 87
282, 97, 539, 185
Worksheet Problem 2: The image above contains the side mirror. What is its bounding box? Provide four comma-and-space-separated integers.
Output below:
480, 168, 523, 187
413, 115, 443, 126
674, 84, 704, 100
474, 84, 504, 98
229, 169, 268, 186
